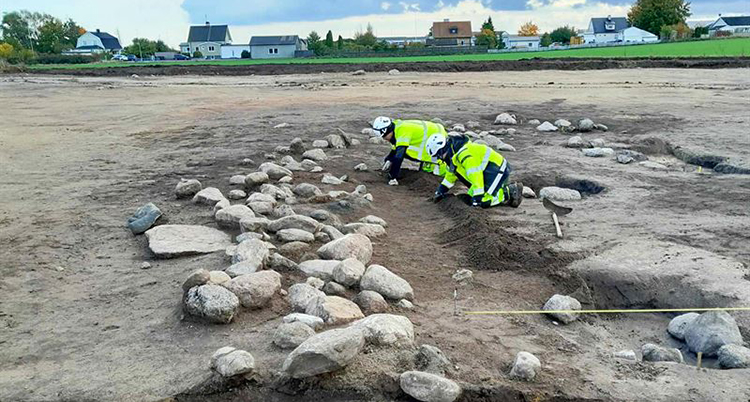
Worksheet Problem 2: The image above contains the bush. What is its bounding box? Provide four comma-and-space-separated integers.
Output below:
0, 43, 14, 59
34, 53, 97, 64
193, 50, 203, 58
240, 50, 251, 59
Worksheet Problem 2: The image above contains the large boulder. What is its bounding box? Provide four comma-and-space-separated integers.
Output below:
298, 260, 340, 281
538, 187, 582, 202
342, 223, 386, 238
215, 205, 256, 229
416, 345, 453, 376
332, 258, 366, 287
175, 179, 202, 198
278, 228, 315, 243
225, 260, 261, 278
360, 264, 414, 301
494, 113, 517, 125
536, 121, 558, 132
352, 314, 414, 346
321, 225, 345, 240
259, 162, 293, 180
288, 283, 326, 313
307, 295, 365, 325
247, 201, 274, 216
642, 343, 683, 363
323, 281, 347, 296
281, 327, 365, 378
684, 311, 743, 357
239, 217, 271, 233
283, 313, 325, 330
509, 351, 541, 381
317, 234, 373, 265
267, 215, 321, 233
354, 290, 389, 315
293, 183, 323, 198
210, 347, 255, 377
193, 187, 227, 206
245, 172, 270, 187
274, 322, 316, 349
145, 225, 232, 258
231, 238, 269, 268
302, 149, 328, 162
667, 313, 699, 340
542, 294, 581, 325
290, 137, 306, 154
718, 344, 750, 369
325, 134, 346, 149
246, 192, 277, 204
267, 253, 298, 272
359, 215, 387, 227
224, 270, 282, 309
184, 284, 240, 324
127, 203, 162, 235
399, 371, 461, 402
578, 118, 595, 132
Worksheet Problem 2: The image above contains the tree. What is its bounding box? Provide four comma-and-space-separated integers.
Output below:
628, 0, 691, 36
337, 35, 343, 50
540, 32, 552, 47
693, 26, 708, 38
0, 42, 14, 59
1, 11, 81, 53
124, 38, 174, 57
549, 25, 577, 45
482, 16, 495, 32
240, 50, 250, 59
325, 30, 334, 48
192, 50, 203, 58
476, 28, 497, 48
660, 21, 692, 40
354, 23, 377, 47
518, 21, 539, 36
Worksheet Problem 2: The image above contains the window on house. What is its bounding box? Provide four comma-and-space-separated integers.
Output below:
186, 47, 190, 52
450, 27, 458, 34
269, 48, 273, 54
274, 48, 278, 54
529, 42, 533, 47
209, 46, 215, 51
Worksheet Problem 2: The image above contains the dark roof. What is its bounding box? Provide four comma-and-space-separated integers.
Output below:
90, 31, 122, 50
76, 45, 105, 50
718, 16, 750, 26
250, 36, 299, 46
589, 17, 629, 33
187, 25, 230, 42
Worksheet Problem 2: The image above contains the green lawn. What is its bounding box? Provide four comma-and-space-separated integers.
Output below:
30, 38, 750, 70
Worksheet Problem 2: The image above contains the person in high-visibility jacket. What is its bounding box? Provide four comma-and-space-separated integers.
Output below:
425, 134, 523, 208
372, 116, 447, 185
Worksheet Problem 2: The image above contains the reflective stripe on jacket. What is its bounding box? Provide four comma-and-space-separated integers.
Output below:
441, 141, 507, 197
393, 119, 447, 163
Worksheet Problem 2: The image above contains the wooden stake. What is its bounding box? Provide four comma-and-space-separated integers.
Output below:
552, 212, 563, 238
697, 352, 703, 368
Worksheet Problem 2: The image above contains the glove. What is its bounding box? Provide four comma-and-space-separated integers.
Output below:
381, 160, 392, 172
388, 179, 399, 186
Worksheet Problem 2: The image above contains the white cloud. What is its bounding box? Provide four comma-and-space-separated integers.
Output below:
436, 0, 445, 9
381, 2, 391, 11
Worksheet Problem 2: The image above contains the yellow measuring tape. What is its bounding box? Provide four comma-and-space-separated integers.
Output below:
465, 307, 750, 315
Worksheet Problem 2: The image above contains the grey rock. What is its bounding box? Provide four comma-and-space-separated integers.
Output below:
282, 326, 365, 378
298, 259, 340, 281
494, 113, 517, 125
388, 69, 400, 75
589, 138, 606, 148
228, 189, 247, 200
215, 205, 255, 229
247, 201, 274, 216
290, 137, 306, 154
616, 154, 635, 164
566, 136, 585, 148
293, 183, 323, 198
452, 124, 466, 132
539, 187, 582, 201
175, 179, 202, 198
509, 351, 541, 381
279, 241, 310, 257
210, 347, 255, 377
306, 276, 325, 289
614, 350, 637, 361
594, 123, 608, 131
241, 158, 255, 166
275, 145, 292, 154
208, 271, 231, 285
354, 163, 368, 171
213, 199, 230, 216
536, 121, 558, 132
368, 137, 387, 145
582, 147, 615, 157
718, 344, 750, 369
360, 215, 387, 227
325, 134, 346, 149
302, 149, 327, 162
522, 187, 536, 198
267, 215, 321, 233
315, 232, 331, 243
397, 299, 414, 309
247, 192, 277, 204
332, 258, 366, 287
306, 295, 364, 325
278, 228, 315, 243
145, 225, 232, 258
667, 313, 699, 340
400, 371, 461, 402
322, 225, 345, 240
542, 294, 581, 324
239, 217, 272, 233
245, 172, 270, 187
416, 345, 452, 375
283, 313, 325, 330
259, 162, 293, 180
354, 290, 389, 315
317, 234, 373, 265
684, 311, 743, 356
342, 222, 386, 238
127, 202, 162, 235
323, 281, 347, 296
267, 253, 297, 272
225, 260, 261, 277
193, 187, 227, 206
273, 204, 296, 218
577, 118, 595, 132
616, 150, 648, 162
236, 232, 262, 243
352, 313, 414, 346
642, 343, 683, 363
360, 264, 414, 301
140, 261, 152, 269
312, 140, 329, 148
528, 119, 541, 125
183, 269, 210, 292
184, 284, 239, 324
352, 69, 366, 76
229, 175, 247, 186
554, 119, 572, 128
224, 270, 282, 309
288, 283, 326, 313
321, 174, 344, 185
452, 269, 473, 284
308, 209, 331, 221
231, 238, 270, 268
274, 322, 316, 349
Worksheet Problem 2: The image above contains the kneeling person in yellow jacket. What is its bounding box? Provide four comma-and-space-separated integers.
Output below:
372, 116, 447, 185
425, 134, 523, 208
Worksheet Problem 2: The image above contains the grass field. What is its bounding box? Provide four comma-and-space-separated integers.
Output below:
30, 37, 750, 70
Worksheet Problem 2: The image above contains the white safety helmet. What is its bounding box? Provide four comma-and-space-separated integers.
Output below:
426, 134, 447, 157
372, 116, 392, 137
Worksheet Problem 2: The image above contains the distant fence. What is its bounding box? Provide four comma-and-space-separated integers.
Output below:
489, 40, 664, 54
322, 46, 489, 59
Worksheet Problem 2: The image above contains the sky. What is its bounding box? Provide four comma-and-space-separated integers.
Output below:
1, 0, 748, 48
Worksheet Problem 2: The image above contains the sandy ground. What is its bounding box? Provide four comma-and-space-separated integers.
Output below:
1, 69, 749, 402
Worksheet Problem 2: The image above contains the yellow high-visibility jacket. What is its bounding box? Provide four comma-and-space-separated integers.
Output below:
392, 119, 447, 164
441, 141, 507, 198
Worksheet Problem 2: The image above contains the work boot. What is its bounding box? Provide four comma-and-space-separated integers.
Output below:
508, 182, 524, 208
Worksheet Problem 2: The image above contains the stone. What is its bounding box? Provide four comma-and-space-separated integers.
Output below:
452, 269, 473, 284
267, 253, 297, 272
298, 259, 340, 281
260, 183, 289, 200
308, 209, 331, 221
306, 277, 325, 290
640, 161, 669, 170
539, 187, 582, 202
274, 123, 290, 129
293, 183, 323, 198
359, 215, 387, 228
667, 313, 699, 340
302, 149, 327, 162
282, 327, 365, 378
614, 350, 637, 361
352, 69, 366, 75
522, 187, 536, 198
215, 205, 255, 229
265, 153, 277, 160
494, 113, 517, 125
259, 162, 293, 180
554, 119, 572, 128
140, 261, 152, 269
210, 347, 255, 377
594, 123, 608, 131
247, 192, 277, 204
364, 193, 374, 202
236, 232, 262, 243
399, 371, 461, 402
566, 136, 585, 148
224, 270, 282, 309
209, 270, 231, 285
354, 163, 368, 171
718, 344, 750, 369
175, 179, 202, 198
616, 154, 634, 164
317, 234, 373, 265
452, 124, 466, 132
280, 241, 310, 257
245, 172, 270, 187
145, 225, 232, 258
542, 294, 582, 325
312, 140, 329, 148
509, 351, 541, 381
322, 225, 345, 240
213, 199, 230, 216
642, 343, 683, 363
273, 205, 296, 218
397, 299, 414, 309
536, 121, 558, 132
228, 189, 247, 200
278, 228, 315, 243
528, 119, 541, 125
283, 313, 325, 330
275, 146, 292, 155
183, 269, 210, 292
323, 281, 347, 296
225, 261, 260, 277
342, 223, 386, 238
582, 147, 615, 157
332, 258, 366, 287
354, 290, 389, 314
684, 311, 743, 357
231, 238, 270, 268
360, 264, 414, 301
352, 313, 414, 346
184, 284, 239, 324
321, 174, 344, 185
315, 232, 331, 243
127, 203, 162, 235
247, 201, 274, 216
229, 175, 247, 186
416, 345, 452, 375
388, 69, 400, 75
616, 150, 648, 162
325, 134, 346, 149
193, 187, 226, 206
241, 158, 255, 166
268, 214, 321, 234
368, 137, 386, 145
274, 322, 316, 349
239, 217, 271, 233
288, 283, 326, 313
578, 118, 595, 132
310, 166, 324, 173
589, 138, 606, 148
290, 137, 306, 154
307, 295, 364, 325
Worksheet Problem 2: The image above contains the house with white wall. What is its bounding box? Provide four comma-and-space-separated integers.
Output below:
708, 15, 750, 35
221, 44, 251, 59
180, 23, 232, 58
501, 33, 540, 49
583, 16, 629, 44
249, 36, 307, 59
69, 29, 122, 54
617, 27, 659, 43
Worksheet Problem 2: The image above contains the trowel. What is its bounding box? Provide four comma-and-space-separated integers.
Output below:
543, 198, 573, 238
